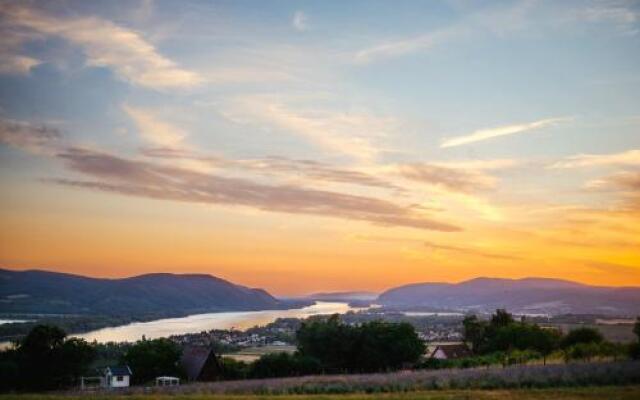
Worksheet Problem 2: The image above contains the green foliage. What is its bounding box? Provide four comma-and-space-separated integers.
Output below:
219, 357, 251, 380
491, 309, 515, 328
633, 317, 640, 341
562, 327, 604, 348
420, 352, 506, 370
121, 338, 183, 384
0, 324, 95, 391
250, 352, 322, 378
296, 314, 425, 373
464, 310, 561, 361
354, 321, 426, 372
463, 315, 486, 351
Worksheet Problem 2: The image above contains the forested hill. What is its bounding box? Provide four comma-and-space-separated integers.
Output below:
378, 277, 640, 315
0, 268, 287, 316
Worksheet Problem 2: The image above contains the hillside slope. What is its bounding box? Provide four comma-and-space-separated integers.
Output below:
0, 268, 283, 316
378, 277, 640, 315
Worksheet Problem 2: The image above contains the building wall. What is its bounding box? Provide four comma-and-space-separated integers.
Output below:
110, 375, 130, 388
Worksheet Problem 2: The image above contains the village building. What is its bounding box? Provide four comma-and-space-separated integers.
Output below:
180, 346, 223, 381
429, 343, 472, 360
103, 365, 132, 388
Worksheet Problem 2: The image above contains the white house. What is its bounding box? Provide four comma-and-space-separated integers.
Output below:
103, 365, 132, 388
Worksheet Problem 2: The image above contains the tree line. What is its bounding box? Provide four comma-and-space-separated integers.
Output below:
449, 309, 638, 369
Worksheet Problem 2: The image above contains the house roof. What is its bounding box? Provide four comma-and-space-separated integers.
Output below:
431, 344, 472, 359
105, 365, 132, 376
180, 346, 216, 381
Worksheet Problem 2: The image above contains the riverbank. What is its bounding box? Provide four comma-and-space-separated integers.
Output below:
0, 301, 359, 345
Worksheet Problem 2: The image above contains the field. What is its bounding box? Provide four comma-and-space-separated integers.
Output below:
546, 323, 636, 343
2, 386, 640, 399
222, 346, 297, 363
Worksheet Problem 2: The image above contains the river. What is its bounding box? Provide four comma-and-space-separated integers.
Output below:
73, 301, 362, 343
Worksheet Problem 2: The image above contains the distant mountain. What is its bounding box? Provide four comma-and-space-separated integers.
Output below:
306, 291, 378, 302
0, 268, 288, 316
378, 277, 640, 316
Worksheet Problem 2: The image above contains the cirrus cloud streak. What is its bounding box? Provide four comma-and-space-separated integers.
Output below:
53, 148, 459, 232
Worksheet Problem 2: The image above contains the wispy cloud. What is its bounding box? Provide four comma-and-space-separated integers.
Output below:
424, 240, 519, 260
1, 3, 201, 89
142, 148, 404, 191
577, 1, 640, 36
123, 105, 187, 148
440, 117, 569, 148
52, 148, 459, 232
354, 27, 461, 64
587, 171, 640, 191
222, 96, 396, 161
0, 118, 61, 154
292, 11, 308, 31
0, 25, 42, 75
431, 159, 522, 170
551, 149, 640, 168
353, 1, 533, 64
395, 163, 495, 193
586, 170, 640, 209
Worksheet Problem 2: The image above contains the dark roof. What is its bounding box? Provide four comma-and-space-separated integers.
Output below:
180, 346, 221, 381
105, 365, 132, 376
431, 344, 472, 359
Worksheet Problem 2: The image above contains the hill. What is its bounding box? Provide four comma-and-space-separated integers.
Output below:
0, 268, 287, 316
378, 277, 640, 315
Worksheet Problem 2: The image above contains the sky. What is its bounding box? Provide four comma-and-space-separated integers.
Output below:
0, 0, 639, 295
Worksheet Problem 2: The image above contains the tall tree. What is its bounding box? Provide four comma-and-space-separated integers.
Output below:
13, 325, 95, 390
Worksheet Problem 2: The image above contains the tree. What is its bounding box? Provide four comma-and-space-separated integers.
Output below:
296, 315, 425, 373
9, 324, 95, 391
561, 327, 603, 348
463, 315, 487, 352
121, 338, 183, 384
296, 314, 359, 372
629, 316, 640, 360
354, 321, 425, 372
491, 309, 515, 328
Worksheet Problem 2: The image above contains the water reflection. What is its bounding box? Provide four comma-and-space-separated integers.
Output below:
75, 302, 361, 343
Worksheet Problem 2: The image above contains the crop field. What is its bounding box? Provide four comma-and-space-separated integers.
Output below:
2, 386, 640, 399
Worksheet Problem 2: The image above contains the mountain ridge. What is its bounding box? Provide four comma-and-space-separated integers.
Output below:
0, 268, 290, 317
378, 277, 640, 315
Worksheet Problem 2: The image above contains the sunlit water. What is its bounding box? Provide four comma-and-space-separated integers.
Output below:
74, 301, 363, 343
0, 319, 30, 325
401, 311, 463, 317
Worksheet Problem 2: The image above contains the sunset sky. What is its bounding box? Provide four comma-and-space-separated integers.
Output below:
1, 0, 639, 295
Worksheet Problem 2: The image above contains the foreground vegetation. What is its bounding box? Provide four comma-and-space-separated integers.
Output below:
2, 386, 640, 399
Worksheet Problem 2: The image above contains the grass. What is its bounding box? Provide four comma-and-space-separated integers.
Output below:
2, 386, 640, 399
